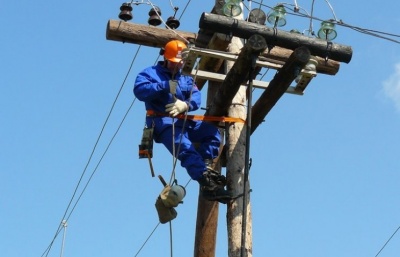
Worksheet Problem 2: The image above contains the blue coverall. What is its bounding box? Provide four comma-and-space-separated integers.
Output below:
134, 61, 221, 181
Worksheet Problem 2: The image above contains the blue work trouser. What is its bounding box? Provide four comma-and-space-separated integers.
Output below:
157, 120, 221, 181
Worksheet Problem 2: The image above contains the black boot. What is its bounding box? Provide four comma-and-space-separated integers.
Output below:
198, 169, 232, 204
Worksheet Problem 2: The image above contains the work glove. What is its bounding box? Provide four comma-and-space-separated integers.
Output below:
169, 80, 178, 95
165, 99, 188, 117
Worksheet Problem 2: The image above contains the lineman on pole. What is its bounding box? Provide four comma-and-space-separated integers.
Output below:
134, 39, 232, 203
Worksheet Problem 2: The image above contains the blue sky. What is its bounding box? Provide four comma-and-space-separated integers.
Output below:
1, 0, 399, 256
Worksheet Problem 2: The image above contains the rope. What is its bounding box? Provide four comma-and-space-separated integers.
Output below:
167, 57, 201, 185
151, 67, 210, 257
165, 61, 211, 257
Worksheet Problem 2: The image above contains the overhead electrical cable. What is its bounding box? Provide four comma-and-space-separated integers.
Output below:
63, 99, 135, 221
41, 45, 143, 257
178, 0, 192, 20
251, 0, 400, 44
134, 222, 161, 257
375, 225, 400, 257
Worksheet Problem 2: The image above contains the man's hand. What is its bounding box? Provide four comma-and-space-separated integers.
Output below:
165, 99, 188, 117
169, 80, 178, 95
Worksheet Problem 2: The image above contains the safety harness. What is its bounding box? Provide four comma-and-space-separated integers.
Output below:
145, 109, 246, 123
139, 109, 246, 177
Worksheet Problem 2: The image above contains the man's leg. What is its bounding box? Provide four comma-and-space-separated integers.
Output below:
188, 121, 221, 160
158, 126, 205, 180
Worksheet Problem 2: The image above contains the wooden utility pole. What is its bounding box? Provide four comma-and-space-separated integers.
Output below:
105, 3, 352, 256
225, 33, 252, 257
193, 26, 232, 257
194, 80, 223, 257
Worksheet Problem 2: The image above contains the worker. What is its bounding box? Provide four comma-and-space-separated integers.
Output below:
134, 39, 231, 203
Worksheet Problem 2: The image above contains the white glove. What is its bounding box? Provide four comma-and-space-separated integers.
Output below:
169, 80, 178, 95
165, 99, 189, 117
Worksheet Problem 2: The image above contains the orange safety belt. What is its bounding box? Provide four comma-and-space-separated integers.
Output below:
146, 110, 246, 123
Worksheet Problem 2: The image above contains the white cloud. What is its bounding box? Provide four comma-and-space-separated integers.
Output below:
382, 63, 400, 112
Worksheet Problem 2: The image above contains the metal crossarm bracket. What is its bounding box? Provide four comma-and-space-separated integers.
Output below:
182, 47, 317, 95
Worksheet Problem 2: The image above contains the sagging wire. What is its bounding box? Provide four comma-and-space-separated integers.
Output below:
375, 225, 400, 257
134, 222, 161, 257
41, 45, 142, 257
339, 21, 400, 44
43, 99, 136, 257
251, 0, 400, 43
178, 0, 193, 20
60, 98, 136, 223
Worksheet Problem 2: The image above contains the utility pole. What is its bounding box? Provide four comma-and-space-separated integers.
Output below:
193, 79, 222, 257
193, 12, 232, 255
105, 2, 352, 256
214, 4, 255, 256
225, 33, 251, 257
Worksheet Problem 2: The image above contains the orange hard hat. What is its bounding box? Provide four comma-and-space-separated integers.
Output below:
163, 40, 187, 63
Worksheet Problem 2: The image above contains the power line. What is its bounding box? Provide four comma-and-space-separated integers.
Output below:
41, 45, 142, 257
251, 0, 400, 44
375, 225, 400, 257
134, 222, 161, 257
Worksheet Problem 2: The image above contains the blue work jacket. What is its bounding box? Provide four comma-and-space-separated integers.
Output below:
134, 61, 202, 137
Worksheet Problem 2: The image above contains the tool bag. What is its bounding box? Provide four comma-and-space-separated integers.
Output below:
138, 126, 154, 159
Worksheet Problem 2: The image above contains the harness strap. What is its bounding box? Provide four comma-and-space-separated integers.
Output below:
146, 110, 246, 123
